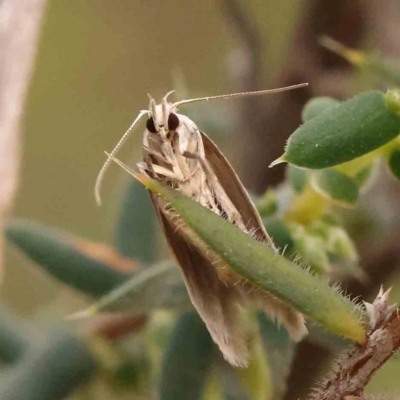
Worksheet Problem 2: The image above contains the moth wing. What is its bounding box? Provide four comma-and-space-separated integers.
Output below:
147, 192, 249, 367
200, 132, 274, 247
200, 132, 307, 341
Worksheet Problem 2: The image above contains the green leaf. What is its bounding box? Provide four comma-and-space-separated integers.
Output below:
258, 313, 295, 399
353, 163, 375, 188
275, 91, 400, 169
301, 97, 341, 122
71, 262, 189, 317
312, 169, 359, 206
133, 173, 367, 344
263, 217, 294, 255
158, 311, 215, 400
0, 327, 96, 400
287, 165, 308, 193
320, 36, 400, 87
388, 148, 400, 180
0, 306, 29, 363
5, 220, 129, 297
289, 223, 330, 274
235, 330, 273, 400
257, 190, 278, 217
114, 179, 158, 264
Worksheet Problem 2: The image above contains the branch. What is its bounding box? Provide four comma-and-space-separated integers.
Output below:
222, 0, 366, 192
86, 314, 147, 342
309, 309, 400, 400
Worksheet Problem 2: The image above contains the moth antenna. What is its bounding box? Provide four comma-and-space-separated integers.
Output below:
173, 83, 308, 107
162, 90, 176, 102
94, 109, 149, 205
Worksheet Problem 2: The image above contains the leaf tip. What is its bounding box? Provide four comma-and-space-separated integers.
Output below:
66, 307, 96, 320
386, 89, 400, 115
269, 155, 287, 168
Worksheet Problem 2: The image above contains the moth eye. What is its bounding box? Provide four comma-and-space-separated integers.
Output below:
168, 113, 180, 131
146, 117, 157, 133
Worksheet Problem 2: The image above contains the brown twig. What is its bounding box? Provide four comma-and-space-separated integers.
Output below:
218, 0, 262, 91
222, 0, 366, 193
308, 310, 400, 400
86, 313, 148, 342
0, 0, 47, 279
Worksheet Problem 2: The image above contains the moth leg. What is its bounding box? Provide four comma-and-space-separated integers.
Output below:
136, 161, 150, 175
142, 145, 169, 163
105, 153, 138, 178
181, 165, 201, 182
151, 164, 183, 181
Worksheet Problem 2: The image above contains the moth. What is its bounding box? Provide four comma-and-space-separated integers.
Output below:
95, 84, 308, 367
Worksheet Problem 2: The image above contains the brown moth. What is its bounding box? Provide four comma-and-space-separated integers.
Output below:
95, 84, 308, 367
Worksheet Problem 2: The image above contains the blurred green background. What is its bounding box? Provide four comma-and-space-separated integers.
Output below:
3, 0, 299, 314
3, 1, 400, 399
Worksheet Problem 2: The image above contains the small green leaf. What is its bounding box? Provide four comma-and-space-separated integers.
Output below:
320, 36, 400, 87
236, 327, 273, 400
388, 148, 400, 180
133, 173, 367, 344
263, 217, 294, 255
386, 89, 400, 114
0, 306, 29, 363
287, 165, 308, 193
0, 327, 96, 400
158, 311, 215, 400
353, 163, 375, 188
290, 224, 330, 274
312, 169, 359, 206
278, 91, 400, 169
5, 220, 129, 297
114, 179, 158, 264
71, 262, 189, 317
301, 97, 341, 122
257, 190, 278, 217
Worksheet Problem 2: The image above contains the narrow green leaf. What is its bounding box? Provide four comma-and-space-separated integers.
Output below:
0, 306, 29, 363
291, 226, 330, 274
216, 365, 250, 400
320, 36, 400, 87
257, 190, 278, 217
312, 169, 359, 206
133, 174, 367, 344
158, 311, 215, 400
353, 163, 375, 188
301, 97, 341, 122
277, 91, 400, 169
388, 148, 400, 180
287, 165, 308, 193
114, 179, 158, 264
71, 262, 189, 317
5, 220, 129, 297
263, 217, 294, 255
258, 313, 295, 399
236, 329, 273, 400
0, 328, 97, 400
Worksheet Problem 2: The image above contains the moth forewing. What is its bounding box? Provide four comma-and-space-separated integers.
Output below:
149, 194, 250, 367
97, 84, 309, 367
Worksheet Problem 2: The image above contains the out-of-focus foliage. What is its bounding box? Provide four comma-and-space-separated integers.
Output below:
3, 2, 400, 400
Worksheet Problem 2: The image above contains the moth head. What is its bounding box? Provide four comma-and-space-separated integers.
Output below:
146, 92, 180, 136
95, 83, 309, 205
